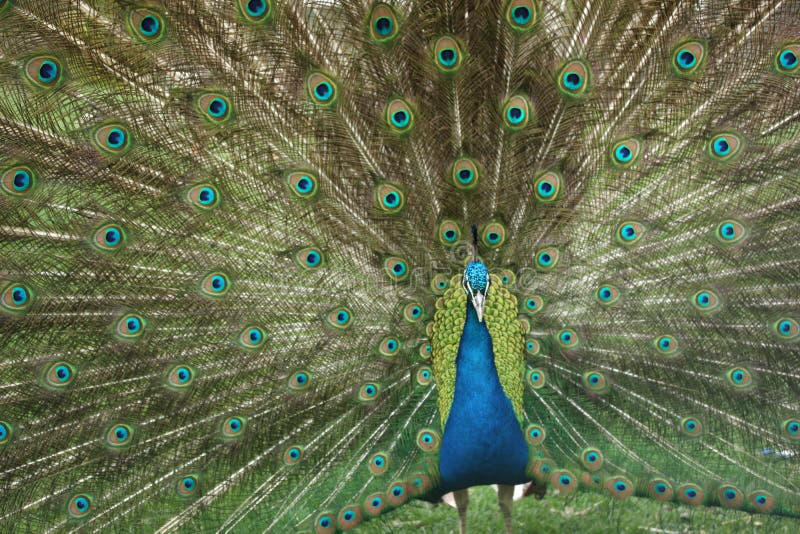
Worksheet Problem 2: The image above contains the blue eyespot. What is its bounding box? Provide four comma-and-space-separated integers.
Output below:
140, 15, 160, 36
391, 110, 409, 128
375, 16, 393, 36
563, 71, 583, 91
506, 105, 525, 125
55, 365, 71, 382
677, 49, 696, 68
246, 0, 267, 16
780, 50, 798, 69
38, 60, 58, 83
713, 138, 730, 156
208, 98, 227, 118
315, 82, 332, 100
513, 6, 531, 24
615, 144, 632, 162
107, 128, 126, 148
438, 48, 457, 67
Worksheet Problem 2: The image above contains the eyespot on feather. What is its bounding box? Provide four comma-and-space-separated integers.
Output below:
715, 219, 747, 245
186, 184, 220, 209
288, 370, 312, 391
481, 222, 506, 248
283, 445, 304, 465
535, 247, 559, 271
385, 98, 415, 133
1, 282, 34, 314
678, 483, 705, 506
595, 284, 621, 306
649, 479, 674, 501
403, 302, 424, 322
502, 95, 532, 130
615, 221, 645, 245
525, 424, 546, 445
558, 59, 591, 97
326, 307, 353, 329
166, 365, 195, 389
92, 223, 126, 251
718, 485, 744, 509
357, 382, 380, 402
368, 452, 390, 475
431, 273, 449, 294
2, 165, 36, 196
368, 3, 399, 43
68, 494, 92, 518
129, 9, 165, 41
221, 416, 246, 438
115, 313, 145, 340
307, 72, 338, 106
384, 256, 409, 281
237, 0, 273, 23
533, 170, 561, 202
434, 36, 464, 73
197, 93, 232, 123
451, 158, 480, 189
437, 220, 462, 246
24, 56, 63, 88
93, 124, 131, 155
287, 171, 318, 199
416, 429, 440, 452
672, 40, 706, 75
295, 247, 325, 270
44, 361, 76, 388
605, 476, 634, 499
504, 0, 539, 31
105, 423, 134, 448
177, 475, 199, 497
581, 448, 604, 471
200, 272, 230, 298
707, 132, 742, 161
610, 138, 641, 166
776, 43, 800, 74
375, 182, 405, 213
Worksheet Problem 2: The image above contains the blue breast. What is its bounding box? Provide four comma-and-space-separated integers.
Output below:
438, 302, 529, 492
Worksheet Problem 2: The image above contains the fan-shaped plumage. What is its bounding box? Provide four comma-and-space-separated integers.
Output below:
0, 0, 799, 532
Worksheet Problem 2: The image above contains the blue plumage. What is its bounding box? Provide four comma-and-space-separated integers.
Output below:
439, 302, 529, 492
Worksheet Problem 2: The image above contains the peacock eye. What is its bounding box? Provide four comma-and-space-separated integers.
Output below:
776, 44, 800, 74
307, 72, 338, 106
25, 56, 64, 88
369, 3, 399, 42
237, 0, 272, 22
671, 40, 706, 75
611, 138, 641, 166
2, 166, 37, 196
434, 36, 463, 72
385, 99, 414, 133
201, 271, 230, 298
534, 171, 561, 202
68, 494, 93, 517
93, 124, 131, 155
129, 9, 165, 41
558, 60, 591, 96
187, 183, 220, 209
505, 0, 538, 31
707, 132, 742, 161
502, 95, 531, 130
375, 183, 405, 213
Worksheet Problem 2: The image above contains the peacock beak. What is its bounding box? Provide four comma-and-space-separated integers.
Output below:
471, 291, 486, 322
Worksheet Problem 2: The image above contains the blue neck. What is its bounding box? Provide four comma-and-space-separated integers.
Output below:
438, 302, 529, 492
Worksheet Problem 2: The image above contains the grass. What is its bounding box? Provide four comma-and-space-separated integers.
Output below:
354, 485, 800, 533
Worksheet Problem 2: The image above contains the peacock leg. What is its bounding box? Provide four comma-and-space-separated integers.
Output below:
498, 484, 514, 534
454, 488, 469, 534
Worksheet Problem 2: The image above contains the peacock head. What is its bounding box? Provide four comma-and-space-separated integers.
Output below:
463, 260, 490, 322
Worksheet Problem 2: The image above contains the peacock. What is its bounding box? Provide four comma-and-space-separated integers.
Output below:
1, 0, 799, 532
